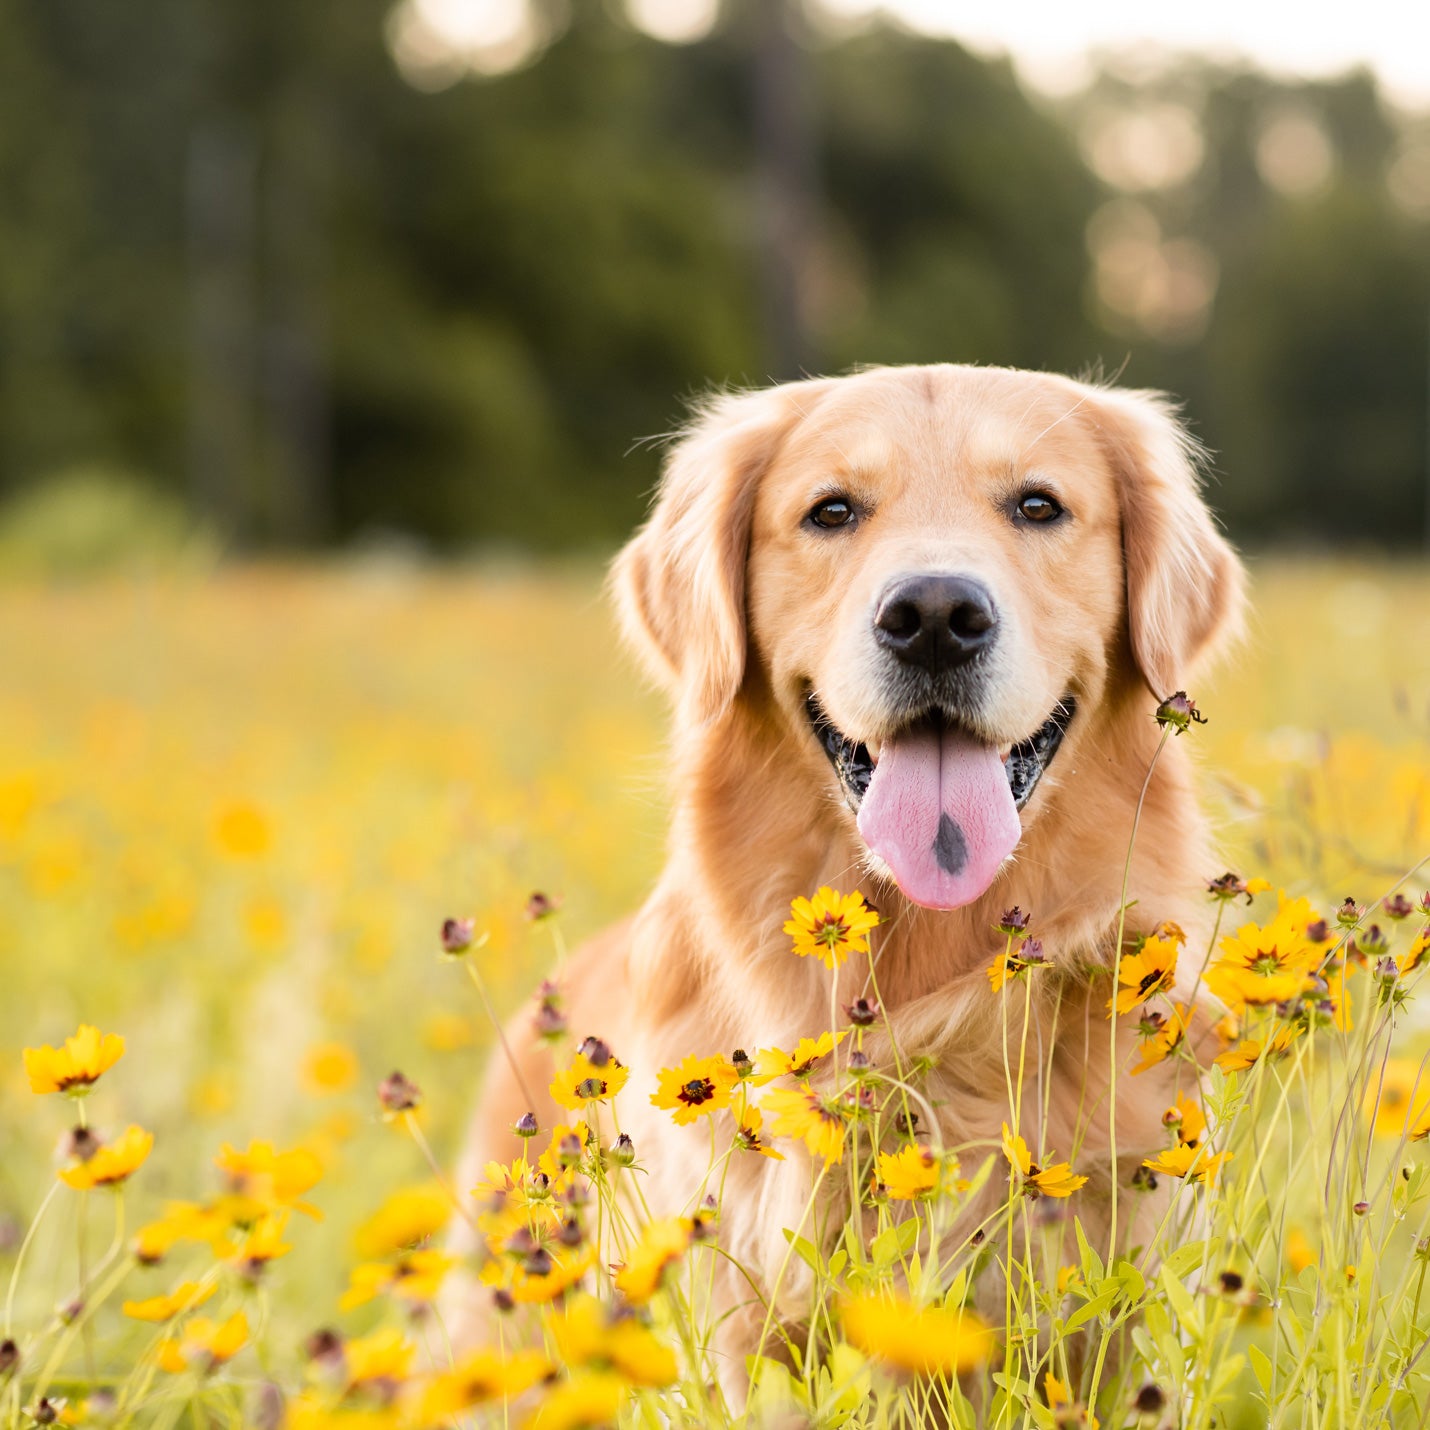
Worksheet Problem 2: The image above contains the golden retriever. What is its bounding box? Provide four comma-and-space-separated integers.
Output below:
448, 362, 1245, 1389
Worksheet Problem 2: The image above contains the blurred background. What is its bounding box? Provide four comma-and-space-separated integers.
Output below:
2, 0, 1428, 1345
3, 0, 1430, 560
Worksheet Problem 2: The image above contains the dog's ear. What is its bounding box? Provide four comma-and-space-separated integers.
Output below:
1091, 386, 1246, 699
611, 382, 823, 723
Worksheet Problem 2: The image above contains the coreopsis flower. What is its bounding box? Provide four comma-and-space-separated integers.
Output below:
301, 1042, 359, 1095
997, 907, 1031, 936
214, 1140, 322, 1221
839, 1292, 994, 1377
340, 1249, 457, 1311
550, 1047, 628, 1110
1336, 898, 1365, 928
508, 1244, 596, 1304
1166, 1093, 1206, 1148
133, 1202, 235, 1263
650, 1054, 738, 1125
24, 1026, 125, 1097
344, 1327, 416, 1389
157, 1312, 249, 1375
1364, 1059, 1430, 1139
550, 1294, 678, 1388
1142, 1143, 1232, 1187
59, 1125, 153, 1190
1205, 894, 1325, 1011
1131, 1004, 1190, 1075
1286, 1227, 1317, 1272
1207, 873, 1272, 903
612, 1218, 693, 1303
527, 1373, 628, 1430
1001, 1124, 1087, 1198
1402, 927, 1430, 975
1109, 931, 1179, 1016
734, 1107, 784, 1160
751, 1031, 847, 1084
1154, 691, 1205, 735
875, 1144, 966, 1201
762, 1087, 847, 1165
353, 1184, 450, 1259
1214, 1024, 1302, 1073
1056, 1265, 1082, 1296
418, 1347, 551, 1421
121, 1281, 216, 1322
988, 937, 1048, 992
1046, 1372, 1100, 1429
228, 1214, 293, 1276
784, 887, 880, 970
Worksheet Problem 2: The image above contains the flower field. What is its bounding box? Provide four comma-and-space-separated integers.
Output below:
1, 557, 1428, 1427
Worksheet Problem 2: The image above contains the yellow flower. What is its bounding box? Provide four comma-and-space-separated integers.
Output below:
157, 1312, 249, 1375
1142, 1144, 1232, 1186
419, 1347, 551, 1420
1056, 1265, 1082, 1295
1109, 932, 1179, 1016
212, 801, 271, 857
987, 937, 1048, 992
214, 1140, 323, 1220
528, 1372, 628, 1430
1169, 1092, 1206, 1148
345, 1327, 416, 1387
550, 1049, 629, 1111
1214, 1023, 1302, 1073
122, 1281, 216, 1322
1046, 1373, 1099, 1429
761, 1087, 847, 1165
840, 1292, 994, 1377
550, 1294, 678, 1388
59, 1125, 153, 1190
133, 1202, 235, 1263
650, 1054, 738, 1125
23, 1025, 125, 1096
510, 1244, 597, 1305
227, 1213, 292, 1270
734, 1106, 784, 1160
1131, 1003, 1190, 1075
1206, 895, 1323, 1011
612, 1218, 693, 1304
1001, 1123, 1087, 1198
353, 1183, 451, 1258
875, 1144, 952, 1201
1287, 1227, 1317, 1272
751, 1031, 847, 1084
339, 1248, 457, 1310
1403, 926, 1430, 974
784, 886, 880, 970
301, 1041, 359, 1095
1364, 1058, 1430, 1139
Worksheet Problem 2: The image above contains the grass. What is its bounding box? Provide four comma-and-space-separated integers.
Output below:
0, 554, 1427, 1427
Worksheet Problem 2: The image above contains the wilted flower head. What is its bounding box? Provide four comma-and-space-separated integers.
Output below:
845, 997, 880, 1027
997, 907, 1030, 935
1155, 690, 1206, 734
1207, 872, 1271, 903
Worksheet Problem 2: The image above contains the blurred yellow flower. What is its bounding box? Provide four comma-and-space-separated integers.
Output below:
121, 1281, 216, 1322
1206, 895, 1323, 1012
549, 1049, 629, 1110
301, 1041, 359, 1095
24, 1025, 125, 1096
59, 1125, 153, 1190
1364, 1058, 1430, 1139
1214, 1024, 1302, 1074
509, 1244, 596, 1305
1287, 1226, 1317, 1272
242, 896, 288, 950
1109, 932, 1179, 1016
227, 1213, 292, 1271
840, 1292, 993, 1377
876, 1144, 943, 1200
157, 1311, 249, 1375
751, 1031, 846, 1084
527, 1372, 628, 1430
1046, 1373, 1099, 1429
612, 1217, 693, 1304
345, 1327, 416, 1387
212, 801, 272, 858
1142, 1143, 1232, 1186
214, 1140, 323, 1220
353, 1183, 451, 1258
784, 887, 880, 970
734, 1106, 784, 1160
550, 1294, 678, 1387
421, 1011, 476, 1050
762, 1087, 847, 1165
1132, 1004, 1190, 1075
133, 1201, 235, 1263
419, 1347, 551, 1420
340, 1248, 456, 1310
1001, 1123, 1087, 1198
650, 1053, 737, 1125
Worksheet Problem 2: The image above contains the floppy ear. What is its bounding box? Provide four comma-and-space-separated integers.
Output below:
611, 382, 824, 723
1091, 387, 1247, 699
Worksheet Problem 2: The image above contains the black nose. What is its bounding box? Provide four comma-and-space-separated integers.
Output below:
873, 574, 999, 672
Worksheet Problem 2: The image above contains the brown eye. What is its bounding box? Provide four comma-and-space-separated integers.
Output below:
1017, 492, 1063, 524
807, 497, 855, 530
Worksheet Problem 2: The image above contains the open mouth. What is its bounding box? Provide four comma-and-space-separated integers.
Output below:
806, 694, 1076, 911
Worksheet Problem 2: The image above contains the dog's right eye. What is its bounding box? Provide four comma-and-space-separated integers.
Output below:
807, 497, 855, 530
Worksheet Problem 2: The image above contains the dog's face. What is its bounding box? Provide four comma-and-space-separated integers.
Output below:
615, 365, 1243, 911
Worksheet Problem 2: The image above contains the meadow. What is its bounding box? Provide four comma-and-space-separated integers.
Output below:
1, 556, 1428, 1427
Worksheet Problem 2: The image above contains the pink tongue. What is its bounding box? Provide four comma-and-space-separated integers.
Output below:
856, 725, 1022, 911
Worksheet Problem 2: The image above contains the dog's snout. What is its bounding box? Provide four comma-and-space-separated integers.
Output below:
872, 574, 998, 672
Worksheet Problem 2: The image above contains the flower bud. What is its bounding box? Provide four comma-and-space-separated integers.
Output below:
997, 907, 1030, 935
0, 1340, 18, 1377
1384, 894, 1414, 921
577, 1037, 611, 1068
525, 892, 560, 921
304, 1328, 345, 1371
492, 1288, 515, 1313
1353, 1201, 1369, 1216
440, 917, 476, 954
514, 1112, 540, 1139
1337, 898, 1364, 928
1133, 1384, 1166, 1416
845, 997, 880, 1027
378, 1071, 421, 1114
1218, 1269, 1244, 1295
731, 1049, 754, 1079
557, 1218, 583, 1248
610, 1133, 636, 1167
1155, 690, 1205, 735
33, 1399, 58, 1426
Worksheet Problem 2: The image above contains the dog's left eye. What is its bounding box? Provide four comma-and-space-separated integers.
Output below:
1016, 492, 1063, 524
807, 497, 855, 530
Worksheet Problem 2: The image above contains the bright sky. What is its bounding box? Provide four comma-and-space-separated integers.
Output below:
820, 0, 1430, 107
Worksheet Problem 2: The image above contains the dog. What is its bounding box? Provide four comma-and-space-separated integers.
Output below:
448, 363, 1245, 1390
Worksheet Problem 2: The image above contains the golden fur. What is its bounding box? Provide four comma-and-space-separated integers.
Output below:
447, 363, 1246, 1388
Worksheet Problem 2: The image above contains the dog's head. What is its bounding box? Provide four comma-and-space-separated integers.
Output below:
613, 365, 1244, 911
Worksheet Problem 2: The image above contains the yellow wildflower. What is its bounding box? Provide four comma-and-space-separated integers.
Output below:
1142, 1143, 1232, 1186
1132, 1003, 1190, 1075
550, 1294, 678, 1387
353, 1183, 451, 1258
1169, 1092, 1206, 1148
612, 1218, 693, 1304
157, 1312, 249, 1375
1056, 1265, 1082, 1295
419, 1347, 551, 1420
650, 1053, 738, 1125
762, 1087, 847, 1165
1287, 1227, 1317, 1272
510, 1244, 597, 1304
987, 937, 1048, 992
212, 801, 271, 857
1109, 932, 1179, 1016
214, 1140, 322, 1220
1214, 1024, 1302, 1073
133, 1202, 235, 1263
734, 1106, 784, 1160
840, 1292, 994, 1377
227, 1214, 292, 1271
301, 1041, 359, 1095
340, 1248, 457, 1310
345, 1327, 417, 1387
784, 887, 880, 970
1206, 895, 1324, 1011
1046, 1373, 1099, 1428
751, 1031, 847, 1084
550, 1048, 629, 1111
875, 1144, 948, 1201
1001, 1123, 1087, 1198
24, 1025, 125, 1096
59, 1125, 153, 1190
1365, 1058, 1430, 1139
528, 1372, 628, 1430
1403, 926, 1430, 974
121, 1281, 216, 1322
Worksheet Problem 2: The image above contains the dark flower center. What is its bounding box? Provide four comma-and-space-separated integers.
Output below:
679, 1078, 715, 1106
